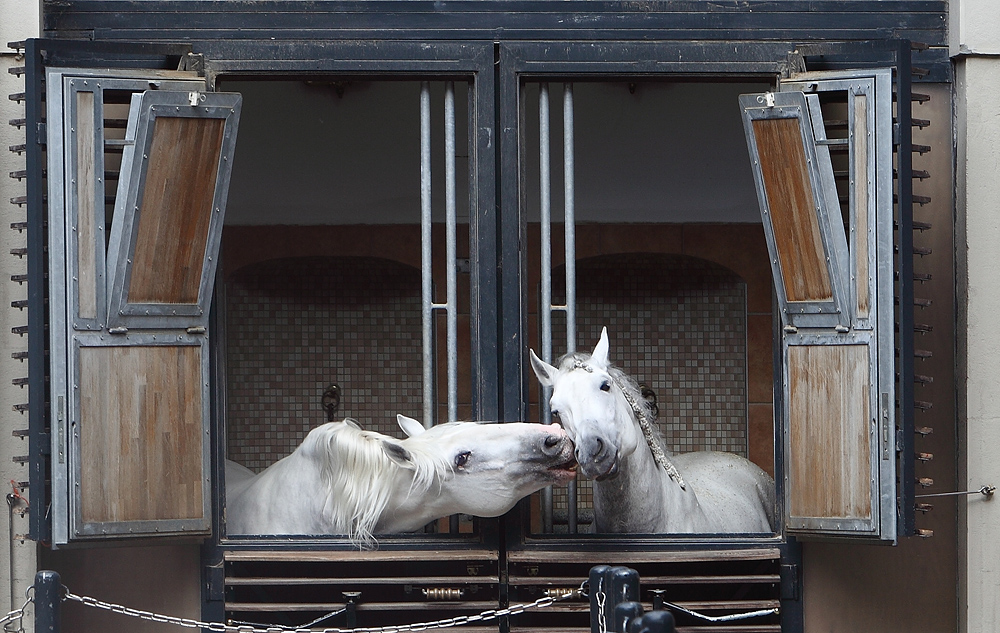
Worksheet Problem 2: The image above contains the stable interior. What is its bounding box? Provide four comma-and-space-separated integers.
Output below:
217, 77, 776, 537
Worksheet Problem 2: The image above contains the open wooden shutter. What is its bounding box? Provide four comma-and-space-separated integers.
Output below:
740, 68, 897, 542
47, 68, 241, 544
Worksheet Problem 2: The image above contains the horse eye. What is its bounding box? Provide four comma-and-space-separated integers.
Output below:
600, 381, 611, 392
455, 451, 471, 469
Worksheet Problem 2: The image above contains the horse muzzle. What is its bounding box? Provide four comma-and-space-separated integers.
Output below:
540, 432, 577, 478
575, 435, 620, 480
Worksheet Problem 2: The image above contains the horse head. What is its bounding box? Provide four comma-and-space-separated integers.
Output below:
387, 415, 578, 524
530, 327, 646, 481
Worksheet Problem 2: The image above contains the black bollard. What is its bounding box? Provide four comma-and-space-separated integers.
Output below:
34, 570, 61, 633
589, 566, 639, 633
613, 601, 644, 633
627, 610, 676, 633
343, 591, 361, 629
648, 589, 667, 612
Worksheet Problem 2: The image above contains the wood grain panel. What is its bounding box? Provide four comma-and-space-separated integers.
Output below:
752, 117, 833, 303
128, 116, 225, 304
75, 90, 98, 319
853, 93, 871, 318
79, 345, 204, 523
788, 344, 872, 520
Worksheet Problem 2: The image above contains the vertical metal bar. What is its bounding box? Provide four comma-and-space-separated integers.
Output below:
563, 83, 577, 354
445, 82, 460, 535
420, 82, 434, 429
445, 82, 458, 424
538, 83, 554, 533
539, 83, 553, 370
563, 83, 578, 533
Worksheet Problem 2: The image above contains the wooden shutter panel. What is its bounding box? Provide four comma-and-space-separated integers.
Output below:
47, 69, 240, 544
741, 68, 897, 542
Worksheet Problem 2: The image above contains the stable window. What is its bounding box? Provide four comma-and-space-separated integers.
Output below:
34, 40, 910, 567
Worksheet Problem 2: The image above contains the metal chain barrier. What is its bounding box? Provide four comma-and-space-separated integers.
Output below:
595, 590, 607, 633
0, 596, 31, 633
62, 584, 585, 633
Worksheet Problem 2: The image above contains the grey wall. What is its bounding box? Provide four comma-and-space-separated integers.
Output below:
222, 79, 768, 226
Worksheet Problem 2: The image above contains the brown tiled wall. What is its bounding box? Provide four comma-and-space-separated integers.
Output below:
224, 256, 424, 472
550, 253, 748, 456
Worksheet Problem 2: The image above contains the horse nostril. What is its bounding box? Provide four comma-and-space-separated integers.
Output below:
594, 437, 604, 455
544, 435, 561, 448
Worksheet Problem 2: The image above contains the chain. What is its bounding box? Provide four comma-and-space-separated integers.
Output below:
595, 591, 607, 633
65, 586, 583, 633
0, 596, 31, 633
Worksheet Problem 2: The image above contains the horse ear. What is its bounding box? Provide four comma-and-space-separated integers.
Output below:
591, 327, 610, 367
529, 349, 557, 387
397, 414, 425, 437
381, 440, 415, 468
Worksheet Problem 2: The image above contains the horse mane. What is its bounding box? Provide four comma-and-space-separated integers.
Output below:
303, 419, 451, 548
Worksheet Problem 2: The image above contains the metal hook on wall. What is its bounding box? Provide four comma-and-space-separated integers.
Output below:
638, 383, 659, 418
321, 384, 341, 421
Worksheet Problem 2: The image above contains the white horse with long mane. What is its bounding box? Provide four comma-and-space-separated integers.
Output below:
226, 415, 577, 547
530, 328, 775, 533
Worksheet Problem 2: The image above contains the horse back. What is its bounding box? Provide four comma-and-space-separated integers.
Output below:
672, 451, 776, 533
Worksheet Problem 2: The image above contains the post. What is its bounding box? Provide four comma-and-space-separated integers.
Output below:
343, 591, 361, 629
627, 611, 676, 633
614, 602, 644, 633
34, 570, 61, 633
589, 566, 639, 633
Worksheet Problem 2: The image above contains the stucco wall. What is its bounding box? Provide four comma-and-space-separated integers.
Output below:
1, 3, 39, 629
956, 57, 1000, 633
954, 0, 1000, 630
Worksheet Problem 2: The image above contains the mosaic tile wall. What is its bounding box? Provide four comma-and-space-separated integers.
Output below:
547, 253, 748, 527
225, 256, 424, 472
224, 251, 748, 485
552, 253, 748, 454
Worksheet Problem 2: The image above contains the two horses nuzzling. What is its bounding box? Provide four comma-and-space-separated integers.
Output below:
531, 327, 775, 534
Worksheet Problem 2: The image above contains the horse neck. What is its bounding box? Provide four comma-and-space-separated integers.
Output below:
373, 470, 451, 534
591, 412, 707, 533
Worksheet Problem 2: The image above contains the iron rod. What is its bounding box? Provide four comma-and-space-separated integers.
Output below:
563, 83, 578, 533
445, 81, 458, 424
420, 82, 434, 428
538, 83, 554, 534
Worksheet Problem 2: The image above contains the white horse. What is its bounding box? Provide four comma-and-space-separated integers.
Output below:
226, 415, 577, 547
530, 328, 775, 534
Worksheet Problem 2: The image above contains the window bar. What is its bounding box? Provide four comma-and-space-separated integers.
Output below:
421, 81, 459, 427
444, 83, 460, 535
539, 83, 579, 533
563, 83, 578, 533
539, 83, 554, 533
444, 82, 458, 426
420, 82, 435, 430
